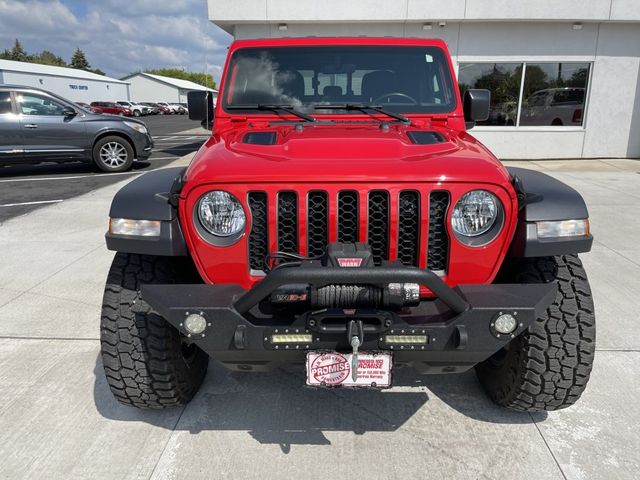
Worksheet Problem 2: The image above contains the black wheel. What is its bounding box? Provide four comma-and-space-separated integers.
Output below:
93, 136, 134, 172
133, 110, 141, 117
476, 255, 595, 411
100, 253, 208, 409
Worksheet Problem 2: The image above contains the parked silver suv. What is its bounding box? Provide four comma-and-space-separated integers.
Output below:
0, 85, 153, 172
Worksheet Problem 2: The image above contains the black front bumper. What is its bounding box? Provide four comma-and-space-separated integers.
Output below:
141, 265, 556, 374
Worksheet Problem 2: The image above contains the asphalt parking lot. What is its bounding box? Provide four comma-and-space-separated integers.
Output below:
0, 157, 639, 479
0, 115, 208, 223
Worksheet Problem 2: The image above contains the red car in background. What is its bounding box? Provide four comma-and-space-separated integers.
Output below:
76, 102, 103, 114
91, 101, 132, 116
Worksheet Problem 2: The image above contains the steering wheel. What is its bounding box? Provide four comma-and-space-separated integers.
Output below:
373, 92, 418, 105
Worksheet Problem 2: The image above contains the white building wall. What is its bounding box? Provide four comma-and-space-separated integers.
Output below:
211, 0, 640, 25
125, 75, 180, 103
223, 6, 640, 159
0, 70, 128, 103
582, 23, 640, 158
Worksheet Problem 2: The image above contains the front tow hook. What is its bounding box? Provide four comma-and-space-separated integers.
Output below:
347, 320, 364, 381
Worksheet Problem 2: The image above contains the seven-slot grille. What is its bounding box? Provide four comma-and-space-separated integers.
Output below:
247, 189, 450, 272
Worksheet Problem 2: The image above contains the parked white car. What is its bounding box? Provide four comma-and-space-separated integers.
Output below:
117, 101, 149, 117
169, 103, 187, 114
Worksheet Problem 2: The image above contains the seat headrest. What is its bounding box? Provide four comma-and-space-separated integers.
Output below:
322, 86, 342, 98
276, 70, 305, 101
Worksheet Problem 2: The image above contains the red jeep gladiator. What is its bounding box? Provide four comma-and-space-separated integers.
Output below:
102, 38, 595, 411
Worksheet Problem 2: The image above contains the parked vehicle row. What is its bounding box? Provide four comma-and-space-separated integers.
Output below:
72, 101, 189, 117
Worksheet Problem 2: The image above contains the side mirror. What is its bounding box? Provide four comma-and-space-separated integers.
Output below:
188, 91, 214, 129
63, 106, 78, 118
463, 89, 490, 129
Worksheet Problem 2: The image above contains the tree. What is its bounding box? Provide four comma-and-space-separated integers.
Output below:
8, 39, 29, 62
33, 50, 67, 67
143, 68, 216, 89
92, 68, 105, 76
70, 48, 91, 71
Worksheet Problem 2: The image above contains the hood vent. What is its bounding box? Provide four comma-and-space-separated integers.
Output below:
242, 132, 277, 145
407, 131, 445, 145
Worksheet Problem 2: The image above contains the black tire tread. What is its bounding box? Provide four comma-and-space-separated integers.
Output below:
100, 253, 208, 409
477, 254, 596, 411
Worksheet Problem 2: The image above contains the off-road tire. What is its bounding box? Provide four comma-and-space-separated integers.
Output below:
100, 253, 208, 409
476, 255, 595, 411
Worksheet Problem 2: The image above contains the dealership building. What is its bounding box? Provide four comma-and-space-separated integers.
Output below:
0, 59, 130, 103
208, 0, 640, 159
121, 72, 217, 104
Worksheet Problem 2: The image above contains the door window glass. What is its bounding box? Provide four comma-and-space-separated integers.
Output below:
0, 92, 12, 114
17, 93, 67, 116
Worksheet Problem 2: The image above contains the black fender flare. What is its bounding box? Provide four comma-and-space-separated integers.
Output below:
105, 167, 188, 256
507, 167, 593, 257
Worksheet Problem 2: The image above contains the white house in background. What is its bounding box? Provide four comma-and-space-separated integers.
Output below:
120, 72, 217, 104
0, 59, 129, 102
207, 0, 640, 159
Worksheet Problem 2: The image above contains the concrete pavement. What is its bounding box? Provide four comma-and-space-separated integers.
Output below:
0, 159, 639, 479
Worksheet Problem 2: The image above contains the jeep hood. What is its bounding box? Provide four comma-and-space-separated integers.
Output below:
184, 123, 511, 189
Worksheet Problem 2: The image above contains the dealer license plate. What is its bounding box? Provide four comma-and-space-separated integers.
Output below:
306, 351, 392, 388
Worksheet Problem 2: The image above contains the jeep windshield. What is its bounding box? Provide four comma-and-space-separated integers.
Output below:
221, 46, 456, 116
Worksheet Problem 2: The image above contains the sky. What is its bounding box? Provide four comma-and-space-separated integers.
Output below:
0, 0, 233, 84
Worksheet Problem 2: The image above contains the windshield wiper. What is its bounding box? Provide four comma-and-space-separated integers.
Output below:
227, 104, 317, 122
314, 103, 411, 124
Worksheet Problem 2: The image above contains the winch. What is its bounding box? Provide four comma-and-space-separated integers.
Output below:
268, 243, 421, 310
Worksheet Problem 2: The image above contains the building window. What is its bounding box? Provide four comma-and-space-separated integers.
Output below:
458, 63, 522, 126
458, 62, 590, 127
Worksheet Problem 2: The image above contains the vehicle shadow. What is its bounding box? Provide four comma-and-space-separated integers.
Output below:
156, 141, 205, 156
92, 355, 546, 450
0, 159, 155, 178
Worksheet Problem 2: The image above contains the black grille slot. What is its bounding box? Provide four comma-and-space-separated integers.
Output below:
247, 192, 268, 271
367, 191, 389, 266
277, 191, 298, 254
428, 191, 450, 272
397, 191, 420, 266
337, 191, 359, 243
307, 191, 328, 257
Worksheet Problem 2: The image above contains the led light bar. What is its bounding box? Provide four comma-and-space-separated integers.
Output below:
109, 218, 161, 237
384, 335, 428, 345
270, 334, 313, 344
536, 219, 589, 238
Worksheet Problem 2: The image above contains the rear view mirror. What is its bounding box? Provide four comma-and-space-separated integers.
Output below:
188, 91, 214, 129
463, 89, 491, 129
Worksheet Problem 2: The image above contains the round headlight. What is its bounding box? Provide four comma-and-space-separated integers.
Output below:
197, 191, 246, 237
451, 190, 499, 237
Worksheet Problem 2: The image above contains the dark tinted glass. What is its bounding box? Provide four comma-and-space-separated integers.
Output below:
0, 92, 11, 114
223, 46, 456, 114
